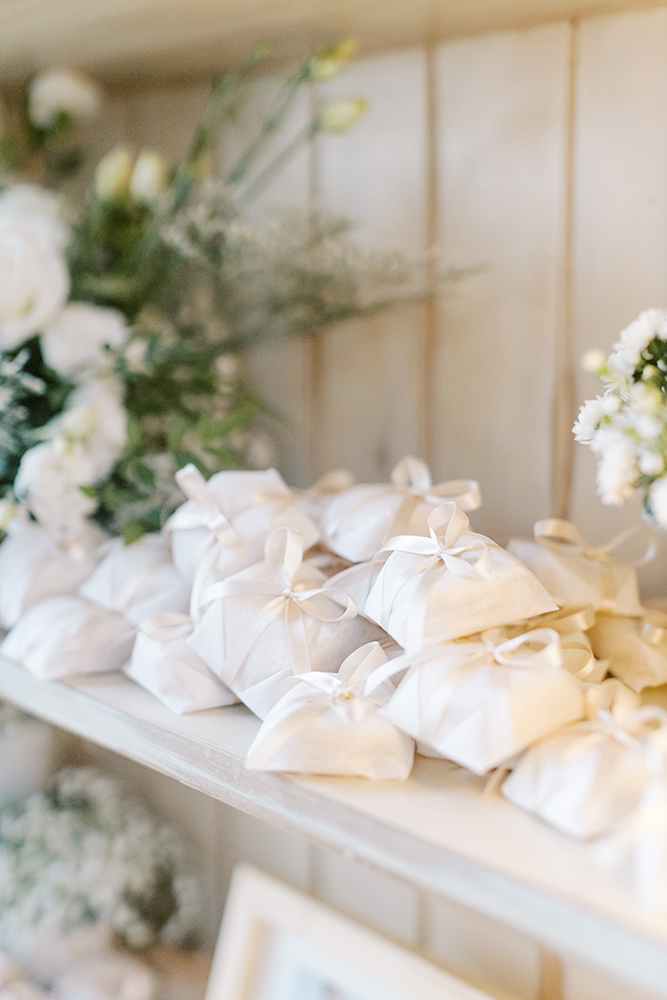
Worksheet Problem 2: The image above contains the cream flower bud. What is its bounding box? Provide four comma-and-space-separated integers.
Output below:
29, 68, 102, 129
310, 38, 358, 81
580, 348, 607, 375
130, 152, 166, 203
95, 147, 133, 200
319, 97, 368, 134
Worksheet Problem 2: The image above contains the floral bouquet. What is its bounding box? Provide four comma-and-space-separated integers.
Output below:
0, 44, 428, 548
575, 308, 667, 527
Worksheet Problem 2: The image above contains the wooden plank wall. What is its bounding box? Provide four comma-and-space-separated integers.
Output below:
106, 4, 667, 597
78, 9, 667, 1000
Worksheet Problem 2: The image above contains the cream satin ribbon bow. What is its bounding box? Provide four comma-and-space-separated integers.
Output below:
504, 605, 598, 680
368, 627, 591, 766
534, 519, 656, 566
374, 501, 495, 653
246, 641, 388, 770
170, 463, 239, 544
200, 526, 357, 686
326, 456, 481, 543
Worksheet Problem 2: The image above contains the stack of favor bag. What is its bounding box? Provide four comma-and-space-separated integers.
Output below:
4, 455, 667, 911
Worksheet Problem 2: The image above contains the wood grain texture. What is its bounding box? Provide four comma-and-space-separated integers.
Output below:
568, 5, 667, 597
2, 658, 667, 995
432, 23, 572, 545
0, 0, 664, 84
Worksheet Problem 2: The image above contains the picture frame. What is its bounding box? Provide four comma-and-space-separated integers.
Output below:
206, 865, 499, 1000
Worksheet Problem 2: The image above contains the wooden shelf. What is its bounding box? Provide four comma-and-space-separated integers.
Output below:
0, 656, 666, 994
0, 0, 662, 84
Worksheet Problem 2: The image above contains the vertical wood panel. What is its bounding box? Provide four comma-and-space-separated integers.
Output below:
222, 85, 314, 488
424, 893, 542, 1000
570, 7, 667, 597
313, 49, 429, 482
433, 23, 572, 544
311, 845, 420, 945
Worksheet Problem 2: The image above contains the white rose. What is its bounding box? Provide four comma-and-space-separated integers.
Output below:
15, 441, 97, 538
0, 187, 69, 349
65, 376, 127, 477
41, 303, 128, 376
595, 433, 638, 505
608, 308, 667, 379
28, 68, 102, 129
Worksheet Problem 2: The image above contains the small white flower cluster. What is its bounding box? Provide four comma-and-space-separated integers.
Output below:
0, 768, 201, 959
0, 187, 129, 542
574, 308, 667, 524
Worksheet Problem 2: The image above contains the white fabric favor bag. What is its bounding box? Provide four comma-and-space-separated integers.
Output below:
187, 527, 388, 719
166, 464, 319, 594
79, 533, 189, 625
372, 628, 586, 775
246, 642, 414, 778
2, 595, 133, 679
126, 612, 238, 714
365, 503, 556, 650
507, 520, 650, 616
0, 516, 104, 628
321, 455, 481, 562
588, 610, 667, 691
595, 728, 667, 913
502, 680, 657, 838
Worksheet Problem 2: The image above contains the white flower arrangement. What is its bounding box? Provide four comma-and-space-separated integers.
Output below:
575, 308, 667, 525
0, 768, 201, 962
0, 45, 438, 547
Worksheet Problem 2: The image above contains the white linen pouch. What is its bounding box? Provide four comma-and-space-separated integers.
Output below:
321, 455, 481, 562
1, 595, 132, 679
502, 680, 656, 838
0, 516, 104, 628
365, 503, 556, 650
79, 533, 189, 626
166, 464, 319, 590
507, 520, 650, 616
588, 610, 667, 692
374, 628, 585, 775
187, 527, 388, 719
246, 642, 414, 778
126, 612, 238, 714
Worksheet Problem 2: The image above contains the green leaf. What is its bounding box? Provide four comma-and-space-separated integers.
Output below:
122, 521, 146, 545
166, 415, 190, 451
79, 484, 97, 498
131, 461, 156, 489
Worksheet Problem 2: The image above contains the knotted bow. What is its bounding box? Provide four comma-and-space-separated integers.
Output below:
326, 456, 481, 544
369, 628, 587, 768
202, 527, 357, 686
504, 605, 598, 680
171, 464, 239, 545
246, 642, 388, 770
374, 501, 495, 652
534, 519, 656, 567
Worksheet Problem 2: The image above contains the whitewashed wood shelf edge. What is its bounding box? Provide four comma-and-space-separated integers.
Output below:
1, 655, 666, 993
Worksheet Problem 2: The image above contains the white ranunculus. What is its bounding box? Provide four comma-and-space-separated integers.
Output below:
41, 303, 128, 376
28, 68, 102, 129
0, 187, 69, 349
650, 476, 667, 529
